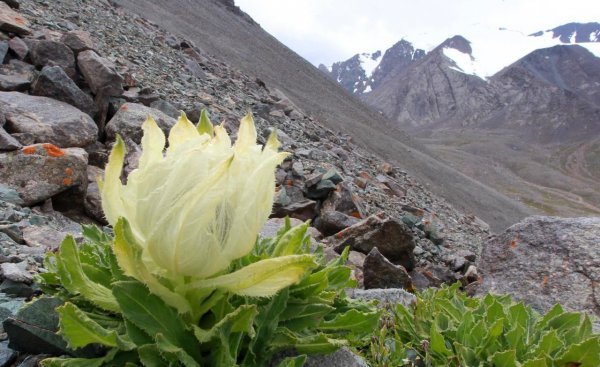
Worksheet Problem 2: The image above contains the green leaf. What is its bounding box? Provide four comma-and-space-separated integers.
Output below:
491, 349, 517, 367
272, 329, 346, 354
319, 309, 380, 335
55, 236, 119, 312
112, 281, 201, 362
40, 349, 119, 367
280, 303, 335, 331
505, 324, 526, 358
197, 109, 214, 136
155, 333, 200, 367
430, 322, 452, 356
271, 221, 310, 257
194, 304, 258, 343
555, 337, 600, 367
531, 329, 563, 357
138, 344, 167, 367
521, 357, 548, 367
243, 289, 289, 366
57, 302, 133, 350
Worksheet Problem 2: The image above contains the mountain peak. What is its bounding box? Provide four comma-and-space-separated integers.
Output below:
439, 35, 472, 54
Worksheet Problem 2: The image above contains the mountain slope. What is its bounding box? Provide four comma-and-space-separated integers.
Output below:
111, 0, 532, 230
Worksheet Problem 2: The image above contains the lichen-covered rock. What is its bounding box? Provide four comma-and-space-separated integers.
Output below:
0, 144, 87, 206
477, 216, 600, 327
0, 92, 98, 147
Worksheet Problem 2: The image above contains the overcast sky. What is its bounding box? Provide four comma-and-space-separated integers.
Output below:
235, 0, 600, 66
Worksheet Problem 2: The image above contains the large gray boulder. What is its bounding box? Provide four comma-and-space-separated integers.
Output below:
77, 50, 123, 96
477, 216, 600, 324
0, 92, 98, 147
31, 66, 96, 117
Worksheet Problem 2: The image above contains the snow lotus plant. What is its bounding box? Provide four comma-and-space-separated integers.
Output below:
36, 111, 378, 366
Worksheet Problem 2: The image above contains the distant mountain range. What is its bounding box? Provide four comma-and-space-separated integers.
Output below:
321, 21, 600, 217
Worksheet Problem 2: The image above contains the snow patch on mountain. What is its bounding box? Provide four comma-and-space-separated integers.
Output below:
443, 47, 480, 76
359, 52, 381, 79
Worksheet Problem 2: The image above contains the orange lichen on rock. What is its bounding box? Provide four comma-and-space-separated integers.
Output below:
510, 239, 518, 248
542, 275, 549, 287
63, 178, 73, 186
42, 143, 65, 157
350, 211, 362, 219
65, 167, 73, 176
22, 146, 37, 155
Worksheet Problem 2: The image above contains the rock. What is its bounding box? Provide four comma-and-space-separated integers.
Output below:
83, 165, 105, 223
0, 2, 30, 35
321, 183, 365, 218
306, 179, 336, 200
348, 288, 416, 308
322, 168, 343, 185
375, 174, 406, 197
150, 99, 180, 118
0, 341, 17, 367
60, 30, 95, 54
272, 199, 318, 222
0, 127, 20, 150
379, 162, 393, 174
416, 263, 458, 287
29, 40, 75, 77
0, 144, 87, 206
0, 41, 7, 63
477, 216, 600, 326
331, 214, 416, 271
22, 225, 69, 251
1, 0, 19, 9
313, 210, 360, 237
105, 102, 176, 143
304, 347, 369, 367
363, 247, 413, 290
77, 50, 123, 96
0, 62, 34, 91
0, 279, 33, 298
8, 36, 28, 59
0, 92, 98, 147
4, 297, 97, 357
0, 261, 32, 283
31, 66, 96, 117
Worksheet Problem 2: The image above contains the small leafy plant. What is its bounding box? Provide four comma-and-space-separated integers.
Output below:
365, 283, 600, 367
30, 111, 378, 366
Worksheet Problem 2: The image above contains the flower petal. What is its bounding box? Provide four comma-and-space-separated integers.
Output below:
235, 112, 257, 152
184, 255, 316, 297
168, 112, 199, 154
197, 109, 214, 137
100, 136, 126, 226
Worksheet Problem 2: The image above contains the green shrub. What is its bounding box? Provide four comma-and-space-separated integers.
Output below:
365, 283, 599, 367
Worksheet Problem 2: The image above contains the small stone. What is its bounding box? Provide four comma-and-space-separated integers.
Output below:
29, 40, 75, 77
322, 168, 343, 185
363, 247, 413, 290
0, 261, 32, 283
0, 341, 17, 366
0, 41, 7, 63
31, 65, 96, 117
0, 127, 20, 151
8, 37, 28, 59
314, 210, 360, 237
304, 347, 369, 367
306, 179, 336, 200
77, 50, 123, 96
0, 2, 30, 35
150, 99, 180, 119
349, 288, 416, 308
0, 279, 33, 298
331, 214, 416, 271
84, 165, 105, 223
105, 103, 176, 144
60, 30, 95, 54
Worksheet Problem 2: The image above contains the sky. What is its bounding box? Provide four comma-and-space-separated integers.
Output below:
235, 0, 600, 67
